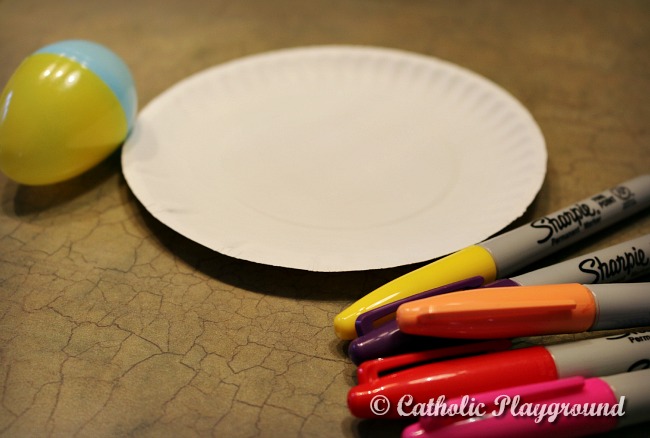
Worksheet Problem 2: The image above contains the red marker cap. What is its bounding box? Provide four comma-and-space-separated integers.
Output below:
348, 331, 650, 419
346, 340, 566, 419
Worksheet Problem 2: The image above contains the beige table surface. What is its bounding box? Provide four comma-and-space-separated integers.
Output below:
1, 1, 650, 437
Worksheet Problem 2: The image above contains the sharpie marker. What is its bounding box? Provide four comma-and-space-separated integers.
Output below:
334, 174, 650, 340
347, 331, 650, 418
402, 369, 650, 438
397, 283, 650, 339
348, 235, 650, 364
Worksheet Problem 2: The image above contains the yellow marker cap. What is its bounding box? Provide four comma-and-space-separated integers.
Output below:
333, 245, 497, 340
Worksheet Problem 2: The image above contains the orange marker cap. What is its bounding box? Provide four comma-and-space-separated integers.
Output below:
396, 283, 597, 339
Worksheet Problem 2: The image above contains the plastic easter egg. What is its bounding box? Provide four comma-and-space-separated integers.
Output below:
0, 40, 137, 185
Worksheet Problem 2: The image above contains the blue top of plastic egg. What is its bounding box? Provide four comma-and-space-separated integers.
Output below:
35, 40, 137, 131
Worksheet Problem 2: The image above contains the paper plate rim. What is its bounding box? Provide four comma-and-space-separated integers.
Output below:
122, 45, 547, 271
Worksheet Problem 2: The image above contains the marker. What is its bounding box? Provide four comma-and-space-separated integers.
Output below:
347, 330, 650, 418
397, 283, 650, 339
402, 369, 650, 438
348, 234, 650, 364
349, 277, 484, 365
334, 174, 650, 340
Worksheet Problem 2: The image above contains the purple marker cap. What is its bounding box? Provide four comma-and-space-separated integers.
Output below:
349, 320, 469, 365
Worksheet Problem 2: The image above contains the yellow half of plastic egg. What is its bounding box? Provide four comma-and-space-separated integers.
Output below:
0, 53, 128, 185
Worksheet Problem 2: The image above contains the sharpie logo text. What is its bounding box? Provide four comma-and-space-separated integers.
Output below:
531, 203, 600, 245
607, 331, 650, 344
579, 246, 650, 282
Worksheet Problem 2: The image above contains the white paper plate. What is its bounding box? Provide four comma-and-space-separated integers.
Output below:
122, 46, 546, 272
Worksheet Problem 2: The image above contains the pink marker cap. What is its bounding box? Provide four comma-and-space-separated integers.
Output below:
403, 376, 620, 438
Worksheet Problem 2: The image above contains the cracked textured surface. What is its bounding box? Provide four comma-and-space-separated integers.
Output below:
1, 0, 650, 437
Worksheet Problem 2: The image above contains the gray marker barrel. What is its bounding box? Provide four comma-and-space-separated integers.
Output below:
602, 368, 650, 428
481, 174, 650, 277
512, 234, 650, 285
589, 283, 650, 331
548, 331, 650, 379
